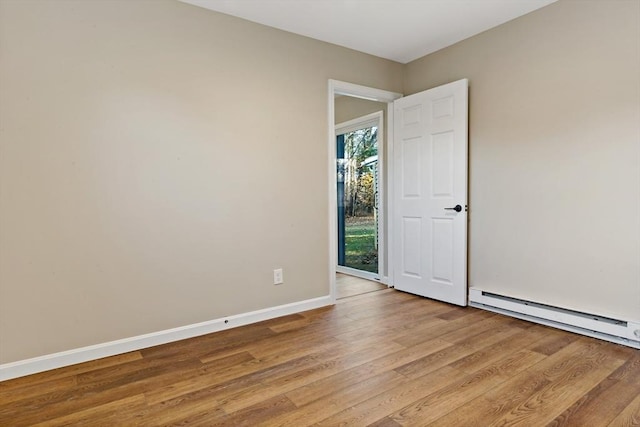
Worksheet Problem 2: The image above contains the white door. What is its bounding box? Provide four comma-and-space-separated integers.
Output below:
392, 79, 468, 306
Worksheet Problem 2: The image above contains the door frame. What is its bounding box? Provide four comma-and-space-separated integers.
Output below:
328, 80, 402, 302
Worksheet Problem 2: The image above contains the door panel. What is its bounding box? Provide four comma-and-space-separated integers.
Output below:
401, 217, 422, 278
393, 79, 468, 306
402, 138, 421, 197
431, 218, 454, 283
432, 132, 454, 197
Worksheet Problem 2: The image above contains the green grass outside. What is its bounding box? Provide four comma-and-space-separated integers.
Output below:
343, 216, 377, 273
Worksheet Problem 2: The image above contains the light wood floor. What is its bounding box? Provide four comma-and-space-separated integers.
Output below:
336, 273, 387, 299
1, 289, 639, 426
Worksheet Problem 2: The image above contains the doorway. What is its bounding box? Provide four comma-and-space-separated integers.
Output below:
328, 80, 403, 301
329, 79, 468, 305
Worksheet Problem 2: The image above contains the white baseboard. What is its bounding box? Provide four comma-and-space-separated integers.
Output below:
469, 287, 640, 349
0, 295, 333, 382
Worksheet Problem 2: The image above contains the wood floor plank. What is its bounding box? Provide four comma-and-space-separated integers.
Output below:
529, 329, 582, 356
74, 352, 203, 386
415, 337, 631, 427
498, 354, 619, 427
202, 331, 333, 362
31, 394, 146, 427
368, 417, 404, 427
392, 308, 495, 347
314, 365, 459, 426
140, 395, 228, 426
0, 357, 204, 426
389, 349, 545, 426
426, 373, 552, 427
337, 307, 454, 344
264, 371, 409, 427
334, 294, 425, 321
606, 392, 640, 427
268, 317, 317, 333
144, 339, 346, 406
436, 315, 524, 345
286, 338, 452, 407
449, 324, 550, 374
0, 376, 77, 406
608, 352, 640, 384
219, 340, 406, 414
393, 322, 527, 381
336, 273, 387, 299
183, 395, 297, 427
335, 287, 413, 308
142, 324, 278, 362
546, 377, 640, 427
0, 351, 143, 392
546, 351, 640, 426
1, 288, 638, 426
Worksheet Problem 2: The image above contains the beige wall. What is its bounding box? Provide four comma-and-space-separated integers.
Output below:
405, 0, 640, 321
334, 97, 386, 125
0, 0, 403, 363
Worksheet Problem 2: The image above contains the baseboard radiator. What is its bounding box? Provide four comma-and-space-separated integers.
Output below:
469, 288, 640, 349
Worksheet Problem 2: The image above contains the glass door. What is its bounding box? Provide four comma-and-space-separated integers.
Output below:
337, 123, 379, 278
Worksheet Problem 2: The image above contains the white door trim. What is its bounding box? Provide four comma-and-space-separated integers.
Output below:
328, 80, 402, 301
335, 111, 381, 135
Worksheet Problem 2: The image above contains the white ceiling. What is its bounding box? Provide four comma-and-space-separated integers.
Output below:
180, 0, 557, 64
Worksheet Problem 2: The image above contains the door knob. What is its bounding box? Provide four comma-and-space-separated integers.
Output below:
445, 204, 462, 212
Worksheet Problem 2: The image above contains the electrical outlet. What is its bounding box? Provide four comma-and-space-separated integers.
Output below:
273, 268, 283, 285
